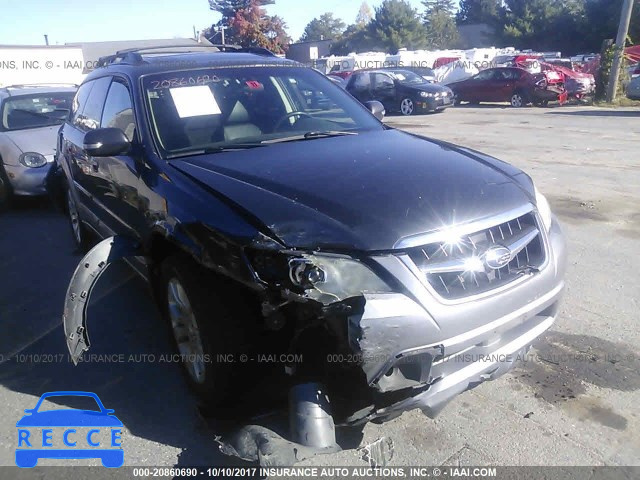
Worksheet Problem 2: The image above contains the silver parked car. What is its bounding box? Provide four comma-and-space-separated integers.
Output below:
0, 84, 77, 208
627, 75, 640, 100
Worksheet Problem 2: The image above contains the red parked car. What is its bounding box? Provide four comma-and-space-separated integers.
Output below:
541, 62, 595, 102
448, 67, 568, 108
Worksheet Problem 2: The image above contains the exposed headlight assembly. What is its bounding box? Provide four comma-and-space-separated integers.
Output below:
19, 152, 47, 168
534, 186, 552, 233
420, 91, 435, 97
251, 251, 393, 305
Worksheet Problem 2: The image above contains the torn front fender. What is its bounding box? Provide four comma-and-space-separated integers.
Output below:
63, 236, 141, 364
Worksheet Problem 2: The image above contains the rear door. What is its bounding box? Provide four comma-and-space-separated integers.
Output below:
463, 69, 496, 101
492, 69, 519, 101
371, 73, 396, 111
346, 72, 373, 104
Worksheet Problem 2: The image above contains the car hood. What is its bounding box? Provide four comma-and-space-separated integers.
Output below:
171, 130, 534, 251
2, 125, 59, 157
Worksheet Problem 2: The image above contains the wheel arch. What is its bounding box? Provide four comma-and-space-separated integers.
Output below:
144, 226, 264, 310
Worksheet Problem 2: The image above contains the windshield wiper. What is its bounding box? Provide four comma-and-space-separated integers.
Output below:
262, 130, 358, 144
166, 143, 266, 159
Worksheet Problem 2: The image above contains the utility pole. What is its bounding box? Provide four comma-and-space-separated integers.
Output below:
606, 0, 635, 102
220, 26, 225, 45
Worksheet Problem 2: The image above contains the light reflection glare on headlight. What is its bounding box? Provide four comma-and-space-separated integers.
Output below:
534, 187, 553, 233
442, 228, 462, 247
463, 256, 484, 273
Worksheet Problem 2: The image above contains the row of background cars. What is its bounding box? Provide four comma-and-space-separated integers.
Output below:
1, 48, 639, 209
322, 50, 612, 115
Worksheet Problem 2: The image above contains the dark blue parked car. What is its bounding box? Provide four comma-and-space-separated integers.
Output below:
55, 45, 565, 450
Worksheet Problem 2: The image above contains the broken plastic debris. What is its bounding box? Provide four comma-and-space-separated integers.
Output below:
358, 437, 394, 467
216, 425, 341, 466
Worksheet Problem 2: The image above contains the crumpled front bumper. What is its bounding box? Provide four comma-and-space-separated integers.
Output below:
343, 215, 567, 425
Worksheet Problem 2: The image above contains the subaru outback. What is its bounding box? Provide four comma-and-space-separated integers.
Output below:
56, 45, 566, 451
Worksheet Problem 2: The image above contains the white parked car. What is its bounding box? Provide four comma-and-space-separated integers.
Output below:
0, 84, 77, 208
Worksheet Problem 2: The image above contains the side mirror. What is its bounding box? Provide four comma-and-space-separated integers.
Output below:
364, 100, 385, 121
83, 128, 130, 157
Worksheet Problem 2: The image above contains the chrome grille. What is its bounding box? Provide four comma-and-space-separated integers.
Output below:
407, 211, 545, 300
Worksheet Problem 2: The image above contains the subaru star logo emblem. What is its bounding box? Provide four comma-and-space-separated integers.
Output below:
484, 245, 512, 270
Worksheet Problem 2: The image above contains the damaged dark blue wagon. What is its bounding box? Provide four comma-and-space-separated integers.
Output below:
55, 44, 567, 462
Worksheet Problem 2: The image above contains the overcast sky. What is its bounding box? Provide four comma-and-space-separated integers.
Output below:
0, 0, 458, 46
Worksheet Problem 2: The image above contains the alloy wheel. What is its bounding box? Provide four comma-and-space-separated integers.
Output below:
400, 98, 414, 116
167, 278, 206, 384
66, 190, 82, 245
511, 93, 524, 108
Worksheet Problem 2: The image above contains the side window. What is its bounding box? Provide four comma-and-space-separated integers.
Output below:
499, 69, 519, 80
474, 70, 495, 81
373, 74, 394, 91
70, 82, 94, 126
75, 76, 111, 131
351, 73, 371, 91
101, 80, 136, 141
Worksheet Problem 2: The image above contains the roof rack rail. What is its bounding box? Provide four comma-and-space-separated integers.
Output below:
96, 43, 277, 67
206, 44, 277, 56
1, 83, 78, 89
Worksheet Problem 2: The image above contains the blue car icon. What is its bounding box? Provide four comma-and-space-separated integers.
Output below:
15, 391, 123, 468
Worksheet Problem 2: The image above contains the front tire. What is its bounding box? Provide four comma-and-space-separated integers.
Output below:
160, 255, 250, 404
0, 163, 12, 212
65, 186, 89, 252
399, 97, 415, 116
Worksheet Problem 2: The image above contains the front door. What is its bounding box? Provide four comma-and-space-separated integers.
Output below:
92, 77, 146, 239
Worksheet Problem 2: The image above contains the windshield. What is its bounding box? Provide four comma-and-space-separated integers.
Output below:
1, 92, 75, 131
388, 70, 426, 85
143, 66, 383, 157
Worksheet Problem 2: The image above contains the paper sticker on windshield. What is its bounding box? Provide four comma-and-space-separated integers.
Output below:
169, 86, 221, 118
